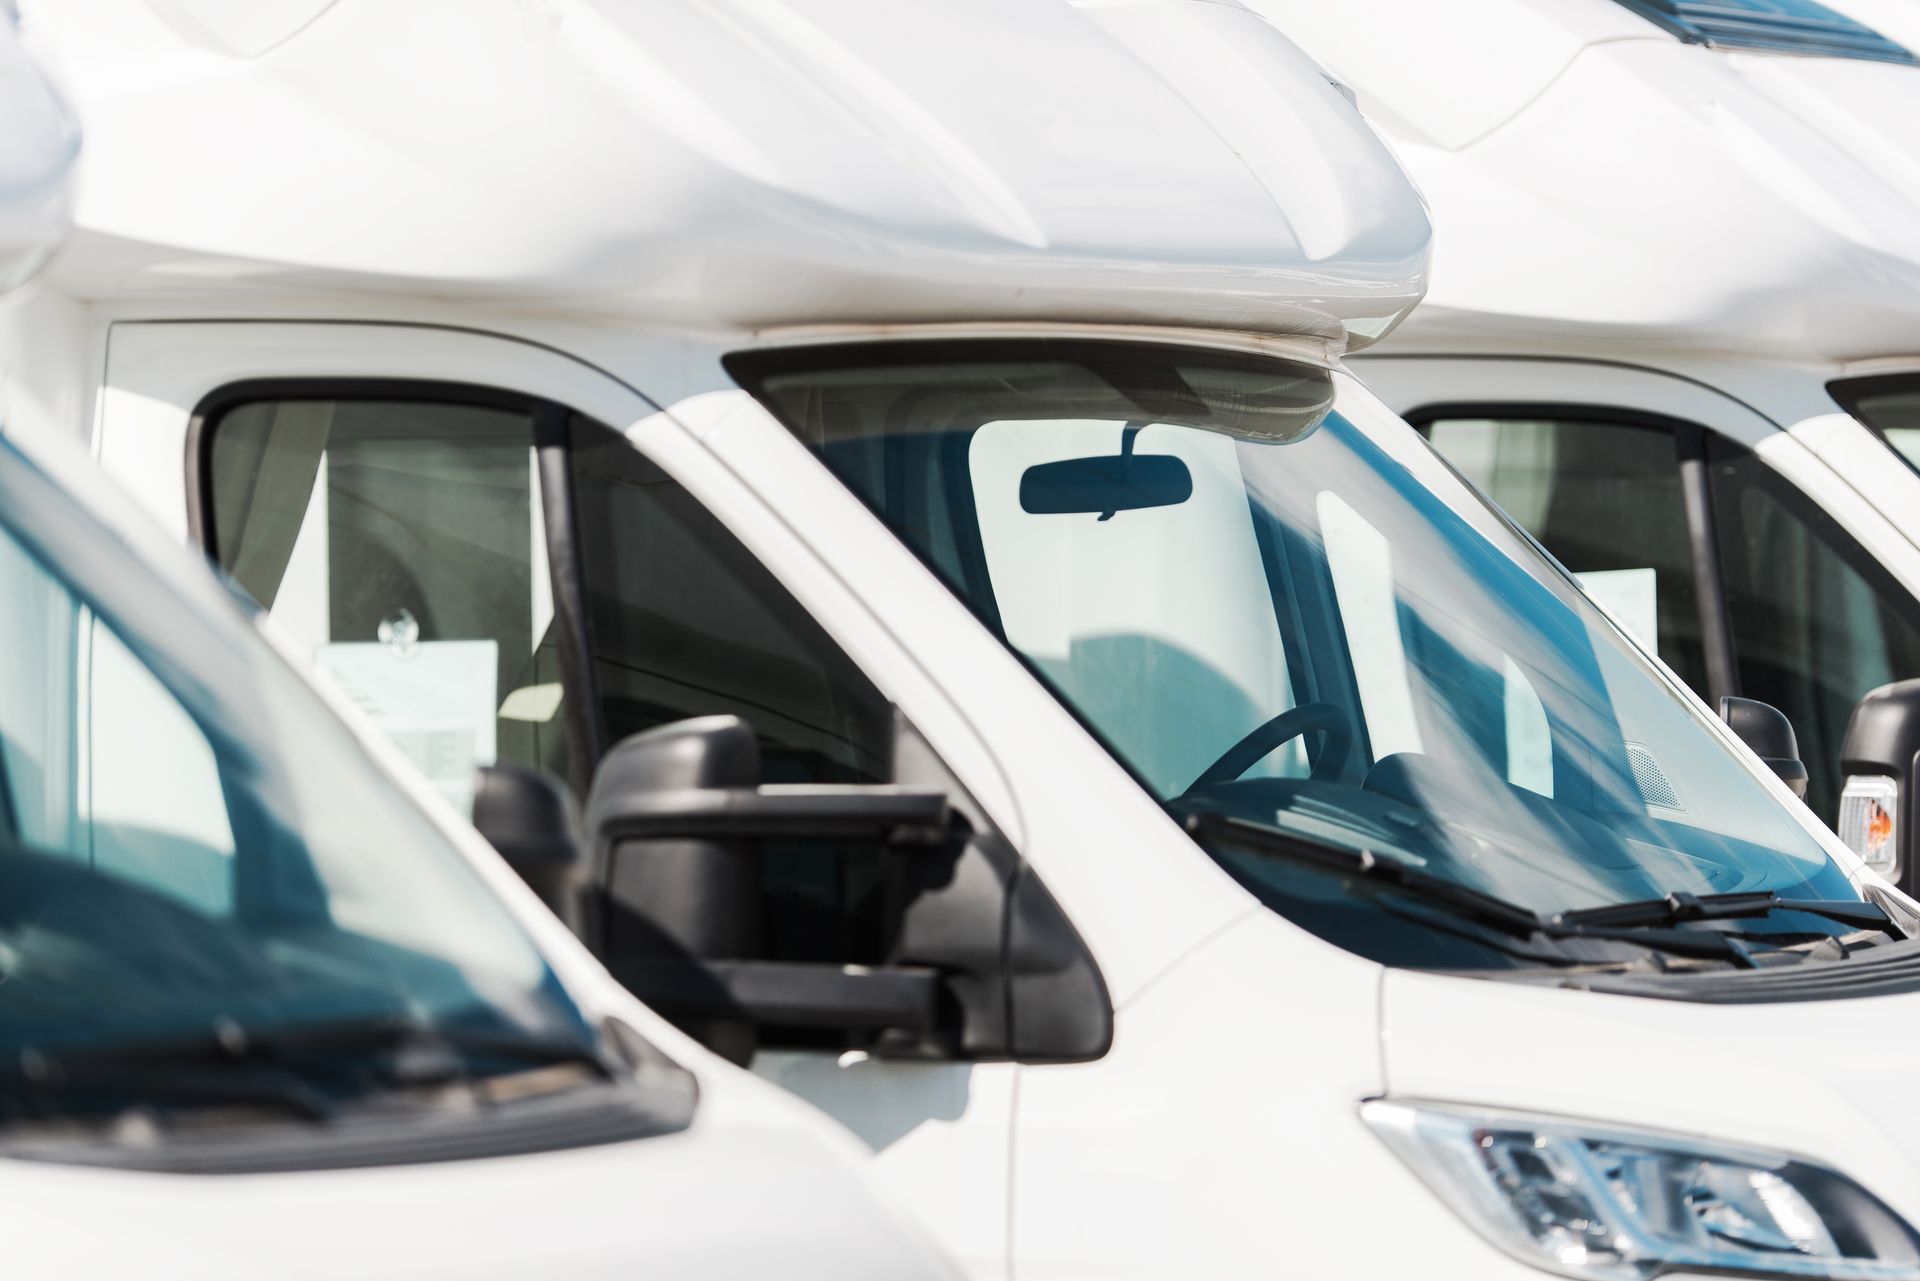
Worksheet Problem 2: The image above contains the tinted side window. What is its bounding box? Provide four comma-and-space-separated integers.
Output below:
1423, 416, 1708, 696
206, 397, 568, 809
568, 416, 892, 786
569, 418, 897, 972
1709, 439, 1920, 819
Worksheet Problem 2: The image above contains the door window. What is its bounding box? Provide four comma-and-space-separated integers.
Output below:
205, 396, 568, 810
568, 415, 898, 969
1423, 416, 1707, 695
1831, 374, 1920, 471
568, 415, 894, 787
1708, 440, 1920, 819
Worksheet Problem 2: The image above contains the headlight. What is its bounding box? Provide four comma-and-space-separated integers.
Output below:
1363, 1100, 1920, 1279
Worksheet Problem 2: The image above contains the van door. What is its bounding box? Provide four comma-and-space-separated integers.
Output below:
93, 321, 1018, 1275
1362, 358, 1920, 830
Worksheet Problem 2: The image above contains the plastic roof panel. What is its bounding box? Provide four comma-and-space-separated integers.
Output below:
34, 0, 1432, 351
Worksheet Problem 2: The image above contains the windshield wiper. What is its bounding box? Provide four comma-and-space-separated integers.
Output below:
1182, 813, 1785, 969
14, 1015, 610, 1098
1184, 812, 1547, 935
1556, 890, 1899, 938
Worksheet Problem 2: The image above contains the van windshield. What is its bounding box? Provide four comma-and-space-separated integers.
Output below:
0, 439, 598, 1127
735, 340, 1866, 967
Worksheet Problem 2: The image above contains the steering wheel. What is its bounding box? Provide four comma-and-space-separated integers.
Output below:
1187, 702, 1354, 790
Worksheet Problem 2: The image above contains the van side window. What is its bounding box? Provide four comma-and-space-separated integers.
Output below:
568, 415, 893, 785
205, 396, 568, 810
1422, 416, 1707, 696
1708, 439, 1920, 818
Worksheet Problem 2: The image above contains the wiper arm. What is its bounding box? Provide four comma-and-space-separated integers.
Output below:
1183, 813, 1776, 969
15, 1015, 610, 1095
1184, 812, 1547, 936
0, 1053, 336, 1122
1557, 890, 1898, 937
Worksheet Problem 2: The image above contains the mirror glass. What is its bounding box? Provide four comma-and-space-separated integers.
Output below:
1020, 451, 1193, 518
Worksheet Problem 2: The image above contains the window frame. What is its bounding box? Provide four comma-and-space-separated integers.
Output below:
1404, 401, 1740, 709
1828, 372, 1920, 480
187, 378, 605, 796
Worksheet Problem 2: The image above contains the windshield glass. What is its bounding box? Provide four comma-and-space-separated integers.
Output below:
0, 440, 592, 1121
733, 339, 1862, 967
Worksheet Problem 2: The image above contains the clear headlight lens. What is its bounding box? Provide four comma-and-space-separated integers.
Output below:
1364, 1101, 1920, 1279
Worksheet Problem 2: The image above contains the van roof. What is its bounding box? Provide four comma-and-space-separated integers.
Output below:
1245, 0, 1920, 362
0, 8, 80, 291
29, 0, 1431, 354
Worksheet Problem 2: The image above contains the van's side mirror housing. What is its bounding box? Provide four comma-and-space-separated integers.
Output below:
1838, 680, 1920, 888
1720, 696, 1808, 800
581, 714, 1110, 1068
472, 763, 583, 929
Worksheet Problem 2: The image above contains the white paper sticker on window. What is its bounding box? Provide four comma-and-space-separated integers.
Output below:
315, 640, 498, 815
1574, 568, 1658, 656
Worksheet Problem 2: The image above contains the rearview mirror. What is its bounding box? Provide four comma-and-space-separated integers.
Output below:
1839, 680, 1920, 888
581, 714, 1112, 1068
1020, 452, 1192, 518
472, 763, 583, 928
1720, 696, 1808, 800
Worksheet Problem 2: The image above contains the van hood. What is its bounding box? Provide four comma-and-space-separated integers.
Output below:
1380, 966, 1920, 1224
30, 0, 1429, 352
0, 1103, 958, 1281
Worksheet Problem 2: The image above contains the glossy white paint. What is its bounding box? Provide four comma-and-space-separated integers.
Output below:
21, 3, 1920, 1280
0, 6, 77, 291
27, 0, 1427, 351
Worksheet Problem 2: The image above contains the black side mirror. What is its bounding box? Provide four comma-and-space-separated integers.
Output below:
581, 714, 1111, 1068
472, 763, 583, 929
1839, 680, 1920, 888
1720, 696, 1809, 800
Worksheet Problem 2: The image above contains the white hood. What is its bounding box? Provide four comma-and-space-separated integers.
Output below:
1382, 967, 1920, 1225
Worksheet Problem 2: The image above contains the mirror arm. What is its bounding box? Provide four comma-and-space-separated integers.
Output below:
610, 958, 944, 1035
599, 784, 951, 844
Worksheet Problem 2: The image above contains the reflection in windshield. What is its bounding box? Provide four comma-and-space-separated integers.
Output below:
737, 341, 1861, 965
0, 458, 592, 1124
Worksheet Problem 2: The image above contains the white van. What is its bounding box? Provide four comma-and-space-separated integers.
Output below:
1246, 0, 1920, 883
0, 10, 961, 1280
23, 1, 1920, 1279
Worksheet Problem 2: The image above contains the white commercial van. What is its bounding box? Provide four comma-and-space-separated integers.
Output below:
1247, 0, 1920, 885
24, 1, 1920, 1279
0, 10, 960, 1280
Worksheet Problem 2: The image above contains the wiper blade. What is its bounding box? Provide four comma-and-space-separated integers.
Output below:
1184, 812, 1546, 936
17, 1016, 610, 1091
1183, 813, 1778, 969
0, 1055, 336, 1122
1557, 890, 1898, 937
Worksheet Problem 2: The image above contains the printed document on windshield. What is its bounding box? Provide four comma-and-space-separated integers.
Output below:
314, 640, 498, 815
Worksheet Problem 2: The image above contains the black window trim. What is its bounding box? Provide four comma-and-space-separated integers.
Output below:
186, 378, 606, 796
1404, 400, 1741, 710
1828, 372, 1920, 480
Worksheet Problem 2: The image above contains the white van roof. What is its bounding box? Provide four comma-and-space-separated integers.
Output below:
1245, 0, 1920, 362
0, 6, 80, 291
30, 0, 1431, 353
